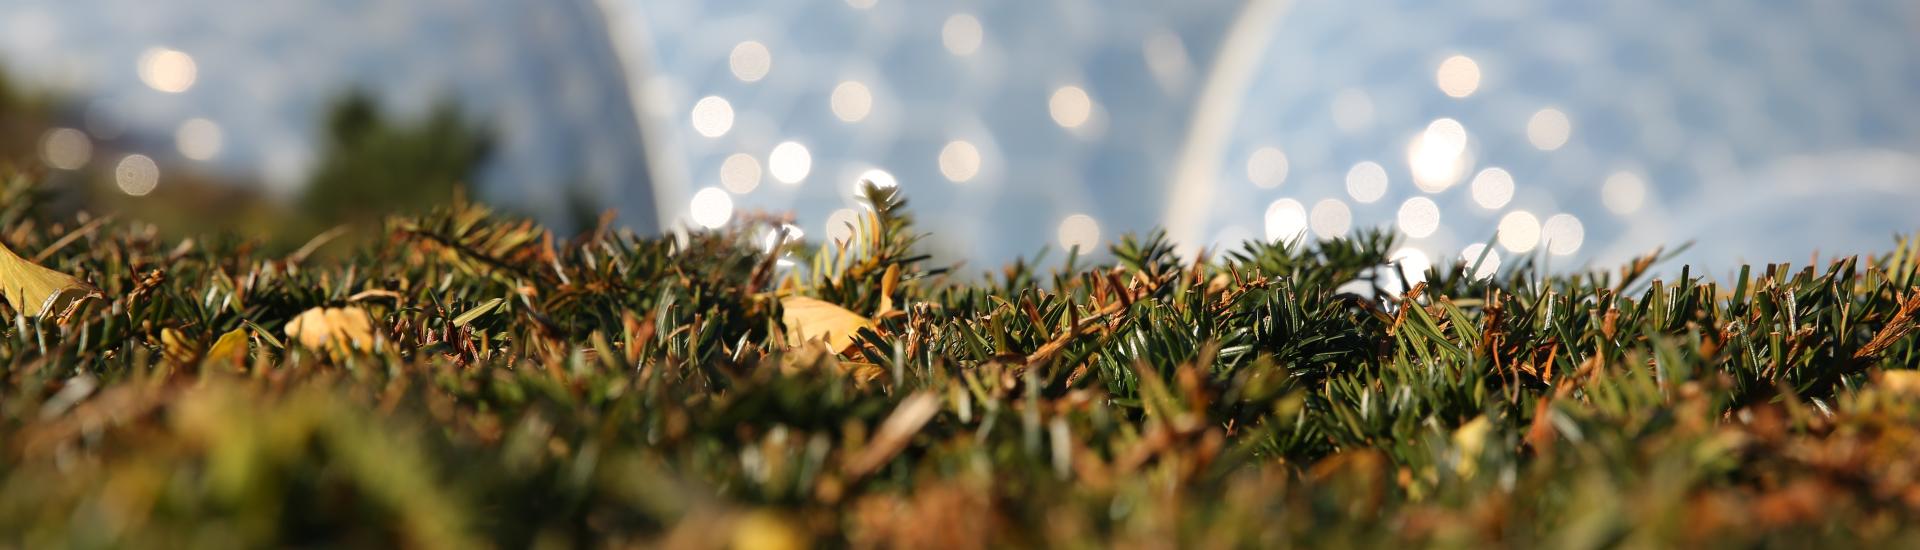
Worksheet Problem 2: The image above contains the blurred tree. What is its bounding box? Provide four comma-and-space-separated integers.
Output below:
301, 92, 492, 226
0, 66, 60, 167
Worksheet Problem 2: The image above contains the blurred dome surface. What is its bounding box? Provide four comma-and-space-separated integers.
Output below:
1193, 0, 1920, 275
611, 0, 1256, 262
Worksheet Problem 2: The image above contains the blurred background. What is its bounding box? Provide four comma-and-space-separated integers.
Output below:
2, 0, 1917, 276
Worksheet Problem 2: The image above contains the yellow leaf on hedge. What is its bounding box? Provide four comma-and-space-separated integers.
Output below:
781, 296, 875, 353
0, 240, 101, 319
875, 263, 901, 316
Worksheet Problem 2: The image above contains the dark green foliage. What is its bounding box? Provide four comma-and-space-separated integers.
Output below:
302, 92, 492, 226
2, 175, 1920, 548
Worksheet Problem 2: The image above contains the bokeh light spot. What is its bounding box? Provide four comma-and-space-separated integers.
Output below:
1246, 146, 1288, 188
1049, 86, 1093, 129
175, 118, 223, 161
115, 154, 159, 196
729, 41, 771, 82
1497, 211, 1541, 253
1346, 161, 1388, 203
1470, 167, 1514, 209
1408, 120, 1472, 192
1542, 214, 1585, 256
1057, 214, 1101, 252
1264, 199, 1307, 243
1527, 108, 1572, 151
939, 140, 981, 183
1436, 55, 1482, 98
1310, 198, 1351, 238
1397, 197, 1440, 238
1423, 118, 1468, 155
1602, 171, 1647, 215
690, 96, 734, 138
769, 141, 812, 184
689, 187, 734, 229
39, 128, 91, 170
137, 47, 196, 93
720, 153, 762, 194
830, 81, 873, 123
942, 14, 983, 56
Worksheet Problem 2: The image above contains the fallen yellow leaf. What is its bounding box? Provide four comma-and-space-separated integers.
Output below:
1881, 370, 1920, 396
204, 328, 250, 368
286, 308, 328, 350
160, 328, 198, 364
0, 240, 101, 320
781, 296, 875, 354
730, 511, 807, 550
285, 306, 378, 352
1452, 415, 1492, 478
325, 307, 374, 345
